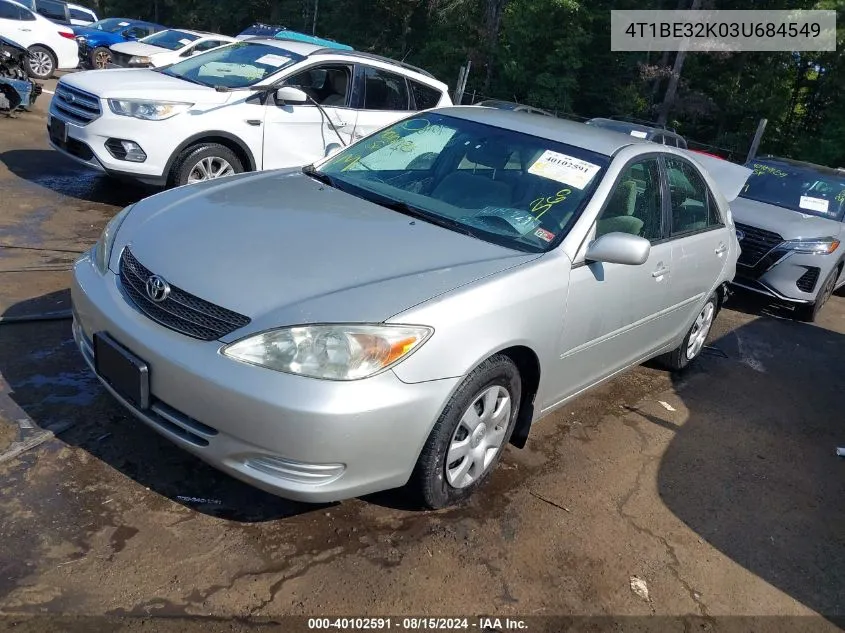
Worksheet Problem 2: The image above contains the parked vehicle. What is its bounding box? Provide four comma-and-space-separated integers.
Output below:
73, 17, 164, 68
0, 0, 77, 78
108, 29, 235, 69
731, 156, 845, 321
47, 38, 451, 187
67, 2, 96, 26
0, 35, 42, 111
476, 99, 555, 117
235, 22, 354, 50
587, 117, 688, 149
235, 22, 286, 39
15, 0, 73, 25
71, 108, 747, 507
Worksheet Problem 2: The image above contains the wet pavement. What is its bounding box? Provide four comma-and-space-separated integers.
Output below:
0, 80, 844, 630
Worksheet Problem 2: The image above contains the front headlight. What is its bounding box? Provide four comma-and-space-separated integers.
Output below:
107, 99, 192, 121
222, 324, 433, 380
128, 55, 151, 65
782, 237, 840, 255
93, 205, 132, 274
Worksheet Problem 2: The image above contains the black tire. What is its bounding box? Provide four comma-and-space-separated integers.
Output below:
168, 143, 244, 188
90, 46, 111, 69
796, 266, 839, 323
411, 354, 521, 509
660, 292, 719, 371
27, 45, 56, 79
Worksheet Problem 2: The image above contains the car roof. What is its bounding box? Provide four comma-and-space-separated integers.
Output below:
240, 38, 440, 82
437, 106, 649, 156
159, 28, 230, 39
751, 155, 845, 178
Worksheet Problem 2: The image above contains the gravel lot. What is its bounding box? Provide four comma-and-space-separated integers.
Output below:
0, 79, 843, 631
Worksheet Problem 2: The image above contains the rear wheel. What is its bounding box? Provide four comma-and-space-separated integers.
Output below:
660, 293, 718, 371
796, 266, 839, 322
27, 46, 56, 79
90, 46, 111, 69
168, 143, 244, 188
411, 354, 521, 509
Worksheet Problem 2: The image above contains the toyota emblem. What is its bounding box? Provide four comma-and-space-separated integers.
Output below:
145, 275, 170, 303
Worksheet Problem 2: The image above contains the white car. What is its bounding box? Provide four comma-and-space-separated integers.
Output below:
46, 38, 452, 187
67, 2, 97, 26
108, 29, 235, 69
0, 0, 77, 78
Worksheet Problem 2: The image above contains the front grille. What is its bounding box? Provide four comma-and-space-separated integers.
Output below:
119, 249, 251, 341
735, 222, 784, 267
52, 83, 101, 125
796, 267, 821, 293
109, 50, 134, 67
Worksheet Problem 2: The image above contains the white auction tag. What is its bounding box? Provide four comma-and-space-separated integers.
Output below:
528, 150, 601, 190
799, 195, 829, 213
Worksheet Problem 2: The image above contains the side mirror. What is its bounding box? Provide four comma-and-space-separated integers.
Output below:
324, 143, 342, 157
585, 232, 651, 266
275, 86, 308, 105
121, 29, 136, 39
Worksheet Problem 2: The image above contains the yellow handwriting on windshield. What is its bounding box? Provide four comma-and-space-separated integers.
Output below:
530, 189, 571, 219
751, 164, 788, 178
836, 190, 845, 204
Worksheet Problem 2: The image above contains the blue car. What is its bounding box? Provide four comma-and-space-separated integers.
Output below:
73, 17, 165, 68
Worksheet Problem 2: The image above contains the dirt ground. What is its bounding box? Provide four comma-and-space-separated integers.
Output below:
0, 78, 843, 632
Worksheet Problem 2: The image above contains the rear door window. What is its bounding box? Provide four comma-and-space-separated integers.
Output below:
665, 156, 713, 235
362, 66, 410, 111
410, 80, 441, 110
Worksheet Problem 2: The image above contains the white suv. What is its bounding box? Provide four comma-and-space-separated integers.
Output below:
46, 38, 452, 187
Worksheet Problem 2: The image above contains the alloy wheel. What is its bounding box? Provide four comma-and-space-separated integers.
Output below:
28, 51, 52, 77
187, 157, 235, 183
445, 385, 511, 488
686, 301, 715, 360
94, 50, 110, 68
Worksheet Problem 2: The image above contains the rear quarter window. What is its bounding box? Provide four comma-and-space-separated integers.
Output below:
410, 81, 442, 110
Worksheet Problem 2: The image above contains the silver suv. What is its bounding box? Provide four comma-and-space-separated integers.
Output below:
731, 156, 845, 321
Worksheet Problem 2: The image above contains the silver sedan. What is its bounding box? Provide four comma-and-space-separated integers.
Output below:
71, 107, 746, 508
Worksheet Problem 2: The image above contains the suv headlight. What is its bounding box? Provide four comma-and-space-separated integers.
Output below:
108, 99, 192, 121
782, 237, 840, 254
93, 205, 132, 274
222, 324, 433, 380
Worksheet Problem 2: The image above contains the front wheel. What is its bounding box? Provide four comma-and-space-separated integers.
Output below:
660, 293, 718, 371
168, 143, 244, 188
411, 354, 521, 509
796, 266, 839, 322
27, 46, 56, 79
90, 46, 111, 69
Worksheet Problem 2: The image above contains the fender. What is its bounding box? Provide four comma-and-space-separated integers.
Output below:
162, 130, 258, 178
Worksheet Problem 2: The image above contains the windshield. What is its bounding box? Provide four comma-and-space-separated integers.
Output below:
141, 30, 199, 51
317, 113, 609, 253
89, 18, 133, 32
740, 160, 845, 221
160, 42, 303, 88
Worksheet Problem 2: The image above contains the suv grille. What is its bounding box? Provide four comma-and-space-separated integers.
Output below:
52, 83, 101, 125
119, 249, 251, 341
796, 267, 821, 293
735, 222, 784, 267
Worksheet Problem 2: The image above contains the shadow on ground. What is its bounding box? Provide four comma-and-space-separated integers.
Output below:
0, 149, 156, 206
655, 310, 845, 623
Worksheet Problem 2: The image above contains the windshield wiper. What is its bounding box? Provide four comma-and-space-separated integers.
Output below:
376, 199, 477, 238
301, 164, 338, 188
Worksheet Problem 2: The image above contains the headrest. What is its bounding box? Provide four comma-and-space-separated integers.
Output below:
466, 139, 511, 171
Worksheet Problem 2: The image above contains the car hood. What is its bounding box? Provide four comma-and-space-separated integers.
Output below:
109, 41, 172, 56
112, 170, 540, 338
731, 196, 843, 240
60, 68, 229, 102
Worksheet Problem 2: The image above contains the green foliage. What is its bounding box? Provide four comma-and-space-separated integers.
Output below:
91, 0, 845, 166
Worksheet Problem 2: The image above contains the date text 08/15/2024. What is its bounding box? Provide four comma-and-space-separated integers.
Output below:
307, 618, 529, 630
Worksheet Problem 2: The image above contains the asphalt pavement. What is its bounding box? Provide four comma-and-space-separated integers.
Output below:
0, 79, 843, 631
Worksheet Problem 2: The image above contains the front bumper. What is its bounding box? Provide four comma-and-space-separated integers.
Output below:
733, 248, 837, 304
47, 107, 174, 185
71, 253, 459, 502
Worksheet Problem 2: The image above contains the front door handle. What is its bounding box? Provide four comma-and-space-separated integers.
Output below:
652, 266, 670, 278
715, 243, 728, 256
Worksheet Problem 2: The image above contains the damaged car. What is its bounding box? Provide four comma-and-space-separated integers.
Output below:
0, 35, 41, 113
71, 108, 748, 508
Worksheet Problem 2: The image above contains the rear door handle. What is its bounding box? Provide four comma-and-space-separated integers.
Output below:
715, 243, 728, 256
652, 266, 670, 278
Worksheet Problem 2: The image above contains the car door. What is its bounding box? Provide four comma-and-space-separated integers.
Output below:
261, 63, 356, 170
662, 154, 732, 337
549, 155, 676, 404
0, 0, 37, 47
350, 65, 414, 143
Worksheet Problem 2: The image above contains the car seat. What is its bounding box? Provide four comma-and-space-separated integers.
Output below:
321, 71, 348, 106
596, 180, 643, 237
430, 140, 514, 209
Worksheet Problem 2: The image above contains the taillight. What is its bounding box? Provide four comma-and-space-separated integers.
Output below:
59, 31, 75, 39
